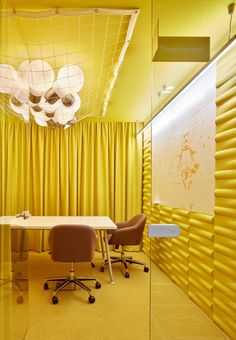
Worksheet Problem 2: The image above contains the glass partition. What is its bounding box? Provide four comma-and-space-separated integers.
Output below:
0, 222, 12, 340
1, 1, 30, 336
0, 222, 29, 340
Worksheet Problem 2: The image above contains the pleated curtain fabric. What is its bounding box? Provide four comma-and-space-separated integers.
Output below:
0, 120, 142, 251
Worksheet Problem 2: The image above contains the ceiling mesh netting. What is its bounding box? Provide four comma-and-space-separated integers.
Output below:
0, 1, 138, 128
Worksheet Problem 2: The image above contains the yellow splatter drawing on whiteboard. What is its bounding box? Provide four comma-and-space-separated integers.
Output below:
178, 133, 199, 190
151, 64, 216, 215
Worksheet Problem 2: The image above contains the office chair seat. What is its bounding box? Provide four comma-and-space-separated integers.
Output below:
44, 224, 101, 304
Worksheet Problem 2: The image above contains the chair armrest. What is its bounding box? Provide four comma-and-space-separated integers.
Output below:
109, 225, 137, 245
116, 221, 129, 229
107, 222, 128, 235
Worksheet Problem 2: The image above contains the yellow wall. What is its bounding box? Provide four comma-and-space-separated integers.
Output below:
142, 46, 236, 338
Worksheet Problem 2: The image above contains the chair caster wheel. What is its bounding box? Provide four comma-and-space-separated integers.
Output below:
100, 266, 104, 272
44, 282, 49, 290
88, 295, 95, 304
95, 281, 101, 289
124, 272, 130, 278
52, 296, 58, 304
17, 296, 24, 304
144, 266, 149, 273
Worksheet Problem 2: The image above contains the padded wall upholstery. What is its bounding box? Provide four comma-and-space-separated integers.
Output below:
214, 48, 236, 336
142, 46, 236, 338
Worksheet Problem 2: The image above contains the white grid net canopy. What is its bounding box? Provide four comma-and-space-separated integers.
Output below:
0, 5, 139, 128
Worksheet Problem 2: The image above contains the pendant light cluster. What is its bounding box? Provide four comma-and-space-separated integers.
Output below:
0, 60, 84, 128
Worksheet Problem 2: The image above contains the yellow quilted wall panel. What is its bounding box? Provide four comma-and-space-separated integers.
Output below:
171, 208, 189, 292
189, 212, 214, 317
142, 126, 152, 253
212, 45, 236, 337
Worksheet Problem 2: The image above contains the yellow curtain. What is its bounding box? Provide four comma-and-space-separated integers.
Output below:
1, 120, 142, 251
0, 121, 30, 215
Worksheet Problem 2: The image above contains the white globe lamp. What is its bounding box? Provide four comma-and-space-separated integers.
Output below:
9, 97, 29, 122
28, 60, 54, 103
54, 93, 81, 125
53, 64, 84, 98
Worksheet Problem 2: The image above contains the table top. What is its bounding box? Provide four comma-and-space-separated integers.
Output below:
0, 216, 117, 230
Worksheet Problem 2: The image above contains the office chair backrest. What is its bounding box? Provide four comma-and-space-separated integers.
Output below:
126, 213, 147, 245
48, 224, 97, 263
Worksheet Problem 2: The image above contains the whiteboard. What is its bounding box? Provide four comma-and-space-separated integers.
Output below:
152, 65, 216, 215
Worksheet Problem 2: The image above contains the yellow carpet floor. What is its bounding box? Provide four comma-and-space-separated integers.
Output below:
8, 251, 229, 340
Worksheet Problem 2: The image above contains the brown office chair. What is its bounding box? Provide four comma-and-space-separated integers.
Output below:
101, 214, 149, 278
43, 224, 101, 304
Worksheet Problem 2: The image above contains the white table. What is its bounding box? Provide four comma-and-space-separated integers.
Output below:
1, 216, 117, 284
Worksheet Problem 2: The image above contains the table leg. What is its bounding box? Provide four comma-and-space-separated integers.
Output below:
19, 229, 25, 259
103, 230, 115, 284
99, 230, 105, 259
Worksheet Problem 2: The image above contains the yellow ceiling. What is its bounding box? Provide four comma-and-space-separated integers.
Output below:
2, 0, 236, 123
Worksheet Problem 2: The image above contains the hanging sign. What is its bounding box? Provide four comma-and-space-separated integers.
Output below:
153, 36, 210, 62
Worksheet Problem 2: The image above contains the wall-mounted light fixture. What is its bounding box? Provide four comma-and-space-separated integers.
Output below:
157, 84, 174, 97
162, 85, 174, 93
